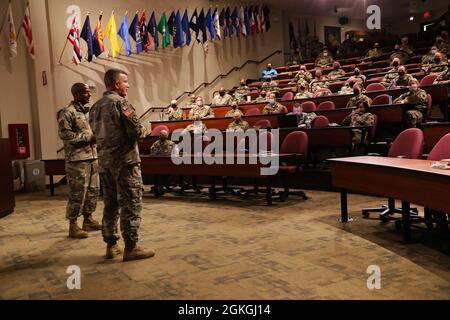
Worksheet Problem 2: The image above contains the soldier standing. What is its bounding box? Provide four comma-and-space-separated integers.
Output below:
57, 83, 102, 239
89, 69, 155, 262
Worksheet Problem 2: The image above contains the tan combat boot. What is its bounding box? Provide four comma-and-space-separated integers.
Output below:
123, 244, 155, 262
82, 215, 102, 231
105, 244, 123, 259
69, 220, 89, 239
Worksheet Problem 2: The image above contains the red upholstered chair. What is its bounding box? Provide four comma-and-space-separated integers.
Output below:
312, 115, 330, 128
428, 133, 450, 161
151, 125, 169, 137
420, 74, 438, 87
254, 119, 272, 129
300, 101, 317, 112
366, 83, 385, 92
423, 94, 433, 121
372, 94, 392, 105
281, 92, 294, 101
317, 101, 335, 111
245, 108, 261, 116
362, 128, 424, 221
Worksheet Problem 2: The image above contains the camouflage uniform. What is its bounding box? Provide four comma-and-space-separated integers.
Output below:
390, 50, 409, 65
234, 85, 251, 102
225, 108, 244, 117
150, 139, 177, 155
422, 62, 448, 75
261, 80, 280, 95
327, 69, 346, 80
254, 95, 269, 103
342, 111, 375, 145
167, 107, 184, 121
294, 91, 314, 99
400, 44, 414, 57
292, 112, 317, 127
394, 89, 428, 127
315, 54, 334, 67
381, 68, 399, 87
346, 93, 371, 109
294, 71, 313, 83
310, 77, 329, 92
262, 102, 286, 115
89, 91, 148, 247
184, 122, 208, 134
391, 74, 417, 87
57, 101, 99, 221
421, 53, 436, 65
434, 68, 450, 83
188, 105, 215, 119
227, 119, 250, 131
211, 93, 233, 107
338, 84, 354, 95
361, 48, 383, 61
437, 41, 450, 56
353, 74, 366, 85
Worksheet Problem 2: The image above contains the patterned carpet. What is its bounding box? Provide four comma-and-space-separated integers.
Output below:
0, 186, 449, 300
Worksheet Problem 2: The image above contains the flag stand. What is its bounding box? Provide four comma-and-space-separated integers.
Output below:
57, 40, 69, 64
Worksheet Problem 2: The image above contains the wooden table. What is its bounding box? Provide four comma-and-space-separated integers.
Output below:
328, 156, 450, 242
43, 159, 66, 196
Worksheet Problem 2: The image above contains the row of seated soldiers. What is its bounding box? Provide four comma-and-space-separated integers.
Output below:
152, 99, 376, 156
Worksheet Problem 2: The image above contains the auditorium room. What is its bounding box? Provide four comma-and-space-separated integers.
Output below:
0, 0, 449, 301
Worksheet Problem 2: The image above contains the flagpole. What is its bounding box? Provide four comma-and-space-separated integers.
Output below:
107, 10, 114, 58
119, 11, 127, 55
58, 12, 77, 64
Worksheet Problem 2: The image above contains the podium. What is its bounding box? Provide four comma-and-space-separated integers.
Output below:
0, 139, 15, 218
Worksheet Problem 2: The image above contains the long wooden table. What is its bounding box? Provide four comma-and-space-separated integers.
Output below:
328, 156, 450, 242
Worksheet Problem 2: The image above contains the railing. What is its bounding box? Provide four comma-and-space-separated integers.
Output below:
139, 49, 283, 119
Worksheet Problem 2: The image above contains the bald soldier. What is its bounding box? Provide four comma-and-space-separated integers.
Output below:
227, 112, 250, 132
57, 83, 101, 239
167, 100, 184, 121
394, 79, 428, 128
211, 87, 233, 107
150, 130, 177, 155
188, 96, 215, 119
89, 69, 155, 262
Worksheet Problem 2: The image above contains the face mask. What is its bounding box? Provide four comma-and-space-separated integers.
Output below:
261, 94, 266, 98
395, 48, 399, 52
437, 39, 443, 44
334, 66, 339, 70
267, 67, 272, 70
434, 57, 441, 63
324, 53, 328, 56
399, 72, 405, 76
300, 86, 305, 91
171, 104, 177, 108
348, 82, 355, 88
431, 50, 437, 55
393, 62, 399, 67
267, 78, 272, 82
354, 90, 360, 95
231, 104, 238, 108
241, 82, 245, 86
194, 121, 201, 126
355, 71, 360, 75
219, 92, 225, 97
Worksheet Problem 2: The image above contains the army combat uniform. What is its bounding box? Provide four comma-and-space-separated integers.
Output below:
254, 95, 269, 103
394, 89, 428, 127
227, 119, 250, 132
342, 111, 375, 145
294, 70, 313, 83
211, 93, 233, 107
188, 105, 215, 119
310, 77, 329, 92
422, 62, 448, 75
89, 91, 148, 248
150, 139, 177, 155
391, 74, 416, 87
261, 80, 280, 95
361, 48, 383, 61
262, 102, 286, 115
327, 68, 346, 80
167, 107, 184, 121
57, 102, 99, 226
234, 85, 251, 103
294, 91, 314, 99
315, 54, 334, 67
184, 122, 208, 134
225, 108, 244, 117
346, 93, 371, 109
381, 68, 399, 87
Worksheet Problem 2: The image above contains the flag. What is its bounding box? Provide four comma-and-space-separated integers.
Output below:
205, 9, 215, 41
244, 7, 251, 36
118, 14, 132, 56
148, 12, 159, 50
219, 8, 227, 38
196, 9, 207, 44
249, 6, 256, 34
168, 11, 176, 44
67, 17, 82, 64
263, 5, 271, 32
226, 7, 232, 36
139, 12, 150, 52
213, 8, 221, 40
231, 7, 240, 37
93, 15, 105, 57
239, 6, 247, 37
175, 10, 183, 47
255, 5, 261, 33
157, 13, 170, 48
189, 9, 199, 39
105, 12, 120, 58
6, 3, 17, 59
259, 6, 265, 32
182, 9, 191, 46
129, 14, 143, 54
80, 15, 94, 62
21, 3, 35, 59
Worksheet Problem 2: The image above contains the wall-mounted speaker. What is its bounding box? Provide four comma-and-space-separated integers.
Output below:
339, 17, 349, 25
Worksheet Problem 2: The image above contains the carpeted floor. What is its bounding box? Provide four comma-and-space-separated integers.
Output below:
0, 186, 449, 300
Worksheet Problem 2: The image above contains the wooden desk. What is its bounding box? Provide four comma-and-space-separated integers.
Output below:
422, 122, 450, 153
43, 159, 66, 196
329, 156, 450, 242
0, 139, 15, 218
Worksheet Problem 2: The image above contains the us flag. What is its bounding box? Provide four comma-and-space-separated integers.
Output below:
67, 17, 82, 64
21, 4, 35, 59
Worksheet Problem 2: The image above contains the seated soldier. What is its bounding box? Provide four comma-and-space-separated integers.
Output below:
186, 94, 197, 109
435, 35, 450, 56
390, 65, 417, 88
234, 79, 251, 103
261, 75, 280, 96
288, 103, 317, 128
353, 67, 366, 85
315, 47, 334, 67
342, 101, 375, 146
381, 58, 401, 87
434, 60, 450, 84
150, 130, 178, 156
400, 35, 414, 57
310, 68, 330, 92
422, 46, 439, 65
262, 93, 287, 115
394, 79, 428, 128
346, 84, 371, 108
294, 83, 314, 99
167, 100, 184, 121
390, 44, 409, 65
188, 96, 215, 119
254, 90, 269, 103
227, 112, 250, 132
260, 63, 278, 80
184, 114, 208, 134
422, 52, 448, 75
211, 87, 233, 107
225, 100, 244, 117
293, 65, 313, 84
338, 77, 358, 95
361, 42, 383, 61
327, 61, 346, 80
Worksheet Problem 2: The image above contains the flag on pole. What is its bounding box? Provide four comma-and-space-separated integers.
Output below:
21, 3, 35, 59
231, 8, 240, 37
255, 6, 261, 33
189, 9, 199, 40
175, 10, 183, 47
260, 6, 265, 32
249, 6, 256, 34
139, 12, 150, 52
213, 8, 221, 40
226, 7, 232, 37
148, 12, 159, 50
157, 13, 170, 49
93, 15, 105, 57
118, 14, 132, 56
262, 5, 270, 32
67, 17, 82, 64
239, 6, 247, 37
80, 15, 94, 62
244, 7, 251, 36
105, 12, 120, 58
6, 2, 17, 59
197, 9, 207, 44
129, 13, 143, 54
168, 11, 176, 46
182, 9, 191, 46
219, 8, 227, 38
205, 9, 215, 41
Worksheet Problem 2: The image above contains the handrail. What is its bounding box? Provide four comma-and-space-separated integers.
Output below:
139, 49, 282, 119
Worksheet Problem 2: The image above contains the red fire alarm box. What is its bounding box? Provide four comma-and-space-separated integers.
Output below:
8, 124, 31, 160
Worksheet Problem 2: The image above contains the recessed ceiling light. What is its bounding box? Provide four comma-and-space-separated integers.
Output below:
410, 16, 414, 21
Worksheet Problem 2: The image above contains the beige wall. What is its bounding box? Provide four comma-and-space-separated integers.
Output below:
1, 0, 284, 160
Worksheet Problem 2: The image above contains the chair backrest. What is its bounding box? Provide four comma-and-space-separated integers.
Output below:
372, 94, 392, 106
427, 133, 450, 161
300, 101, 317, 112
151, 125, 169, 137
312, 115, 330, 128
255, 119, 272, 128
366, 83, 385, 92
245, 108, 261, 116
281, 92, 294, 101
420, 74, 438, 87
427, 93, 432, 110
317, 101, 336, 111
280, 131, 308, 161
388, 128, 424, 159
369, 114, 378, 141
